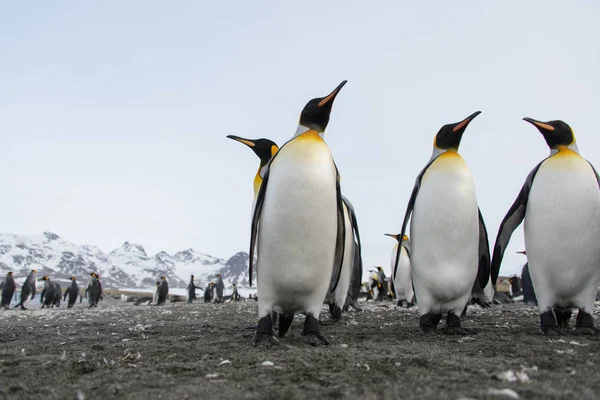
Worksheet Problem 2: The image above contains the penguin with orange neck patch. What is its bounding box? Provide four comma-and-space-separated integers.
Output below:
226, 136, 279, 208
249, 81, 348, 346
394, 111, 490, 334
385, 233, 414, 307
491, 118, 600, 335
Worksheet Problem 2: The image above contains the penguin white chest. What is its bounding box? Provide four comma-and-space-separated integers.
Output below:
525, 151, 600, 307
411, 152, 479, 307
257, 135, 338, 314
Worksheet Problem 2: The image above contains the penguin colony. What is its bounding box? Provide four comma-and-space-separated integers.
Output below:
1, 81, 599, 346
227, 81, 600, 346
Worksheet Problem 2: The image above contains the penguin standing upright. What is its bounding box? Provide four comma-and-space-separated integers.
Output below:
1, 272, 16, 309
156, 276, 168, 305
95, 275, 103, 305
394, 112, 490, 334
63, 277, 79, 308
39, 276, 56, 309
385, 234, 414, 307
14, 270, 36, 310
53, 282, 61, 307
187, 275, 197, 304
249, 81, 348, 346
204, 282, 214, 303
491, 118, 600, 334
328, 196, 362, 319
85, 273, 100, 308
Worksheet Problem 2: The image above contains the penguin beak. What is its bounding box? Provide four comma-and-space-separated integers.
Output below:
516, 251, 527, 255
384, 233, 399, 240
226, 135, 256, 148
452, 111, 482, 133
523, 117, 555, 132
318, 80, 348, 108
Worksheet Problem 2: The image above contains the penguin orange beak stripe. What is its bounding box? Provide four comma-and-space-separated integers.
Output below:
227, 135, 256, 147
523, 118, 555, 131
318, 80, 348, 107
452, 111, 482, 133
384, 233, 399, 240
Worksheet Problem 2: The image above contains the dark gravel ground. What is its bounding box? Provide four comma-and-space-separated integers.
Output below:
1, 299, 599, 400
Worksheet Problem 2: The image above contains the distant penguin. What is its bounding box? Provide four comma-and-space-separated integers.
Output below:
64, 277, 79, 308
14, 270, 36, 310
1, 272, 16, 309
96, 275, 103, 305
85, 273, 100, 308
187, 275, 197, 304
53, 282, 61, 307
156, 276, 168, 305
394, 111, 490, 334
249, 81, 348, 346
491, 118, 600, 334
204, 282, 214, 303
214, 274, 224, 303
231, 283, 240, 302
385, 234, 414, 307
39, 276, 56, 309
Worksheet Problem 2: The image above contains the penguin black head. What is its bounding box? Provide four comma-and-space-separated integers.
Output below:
8, 271, 13, 276
376, 267, 383, 272
434, 111, 482, 151
32, 269, 37, 273
217, 274, 221, 278
523, 118, 575, 149
39, 276, 49, 281
226, 136, 279, 166
160, 276, 165, 280
90, 272, 96, 278
299, 80, 347, 132
71, 276, 76, 281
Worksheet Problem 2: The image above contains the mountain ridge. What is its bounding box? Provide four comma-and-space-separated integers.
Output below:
0, 231, 249, 289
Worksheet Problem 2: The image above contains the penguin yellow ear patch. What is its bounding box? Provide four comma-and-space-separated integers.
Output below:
403, 235, 409, 241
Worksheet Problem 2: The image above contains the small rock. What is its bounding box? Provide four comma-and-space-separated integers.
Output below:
488, 388, 519, 399
218, 360, 231, 367
59, 351, 66, 361
205, 373, 219, 378
340, 344, 348, 348
261, 361, 274, 367
76, 391, 85, 400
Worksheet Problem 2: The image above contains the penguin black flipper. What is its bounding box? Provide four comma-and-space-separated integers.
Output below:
393, 158, 436, 279
342, 196, 363, 295
328, 165, 346, 294
490, 160, 546, 285
477, 208, 491, 289
248, 165, 268, 287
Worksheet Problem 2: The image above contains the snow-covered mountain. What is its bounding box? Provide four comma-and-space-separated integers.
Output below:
0, 232, 249, 289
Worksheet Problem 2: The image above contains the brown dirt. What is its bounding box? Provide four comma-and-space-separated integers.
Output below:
1, 299, 599, 400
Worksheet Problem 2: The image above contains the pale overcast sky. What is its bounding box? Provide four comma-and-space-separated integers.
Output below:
1, 1, 599, 278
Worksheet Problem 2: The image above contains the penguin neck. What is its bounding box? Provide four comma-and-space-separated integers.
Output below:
550, 142, 579, 156
294, 124, 324, 139
429, 147, 457, 162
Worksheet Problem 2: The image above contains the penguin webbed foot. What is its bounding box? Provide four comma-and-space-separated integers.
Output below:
253, 315, 278, 347
330, 306, 342, 321
419, 313, 442, 334
573, 310, 598, 336
540, 310, 564, 336
301, 314, 329, 346
442, 312, 472, 335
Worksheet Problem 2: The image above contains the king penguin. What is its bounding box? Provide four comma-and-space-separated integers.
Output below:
226, 135, 279, 210
394, 111, 490, 334
249, 80, 348, 346
327, 196, 362, 320
385, 234, 414, 307
491, 118, 600, 335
